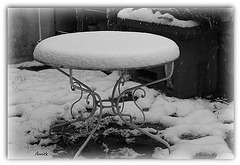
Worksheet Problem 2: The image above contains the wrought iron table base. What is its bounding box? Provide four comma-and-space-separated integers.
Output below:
49, 62, 174, 159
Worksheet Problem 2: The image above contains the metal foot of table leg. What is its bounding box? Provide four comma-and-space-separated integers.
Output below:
73, 101, 103, 159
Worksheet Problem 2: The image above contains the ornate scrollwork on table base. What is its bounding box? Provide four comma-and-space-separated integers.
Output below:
49, 62, 174, 158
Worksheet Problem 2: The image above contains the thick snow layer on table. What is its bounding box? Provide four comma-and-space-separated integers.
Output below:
118, 8, 199, 28
8, 61, 234, 159
33, 31, 179, 70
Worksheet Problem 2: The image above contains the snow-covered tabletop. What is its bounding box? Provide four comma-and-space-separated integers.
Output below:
33, 31, 179, 70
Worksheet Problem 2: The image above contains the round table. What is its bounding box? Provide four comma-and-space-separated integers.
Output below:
34, 31, 179, 158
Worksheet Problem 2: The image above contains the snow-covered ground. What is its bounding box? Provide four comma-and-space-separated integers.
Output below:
8, 61, 234, 159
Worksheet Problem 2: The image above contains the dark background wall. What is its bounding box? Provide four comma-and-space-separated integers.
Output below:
8, 8, 55, 64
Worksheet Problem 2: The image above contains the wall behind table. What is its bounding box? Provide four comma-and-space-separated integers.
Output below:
8, 8, 55, 64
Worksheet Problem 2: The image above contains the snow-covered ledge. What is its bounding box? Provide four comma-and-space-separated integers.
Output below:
117, 8, 199, 28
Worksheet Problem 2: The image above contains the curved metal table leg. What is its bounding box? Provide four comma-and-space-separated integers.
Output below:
112, 62, 174, 154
